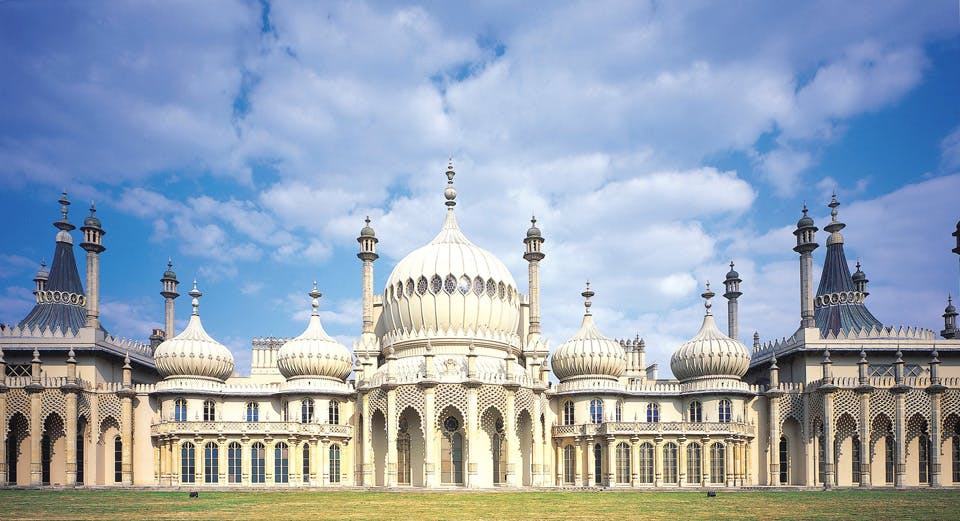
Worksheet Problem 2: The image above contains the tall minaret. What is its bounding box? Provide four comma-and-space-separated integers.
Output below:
852, 260, 868, 298
793, 203, 819, 329
79, 202, 106, 329
524, 215, 545, 346
160, 259, 180, 339
357, 215, 379, 362
32, 260, 48, 295
943, 296, 958, 339
723, 261, 742, 340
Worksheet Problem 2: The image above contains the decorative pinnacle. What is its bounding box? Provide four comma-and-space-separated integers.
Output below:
32, 348, 41, 363
189, 280, 202, 315
123, 351, 131, 369
702, 281, 714, 315
309, 281, 322, 315
858, 349, 868, 364
822, 348, 832, 364
581, 280, 594, 315
931, 348, 940, 364
67, 347, 76, 363
59, 191, 70, 221
365, 216, 371, 226
829, 192, 839, 221
444, 159, 457, 207
895, 349, 903, 363
802, 201, 808, 216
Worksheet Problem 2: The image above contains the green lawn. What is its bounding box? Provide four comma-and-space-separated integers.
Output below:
0, 489, 958, 520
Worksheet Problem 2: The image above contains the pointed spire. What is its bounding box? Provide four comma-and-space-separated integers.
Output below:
54, 191, 75, 232
825, 193, 846, 245
701, 281, 714, 316
309, 281, 322, 316
189, 280, 202, 315
581, 280, 594, 316
444, 159, 457, 208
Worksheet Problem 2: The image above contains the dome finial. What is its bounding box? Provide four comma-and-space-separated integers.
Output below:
189, 280, 202, 315
582, 280, 594, 316
702, 281, 715, 315
309, 281, 322, 315
444, 159, 457, 207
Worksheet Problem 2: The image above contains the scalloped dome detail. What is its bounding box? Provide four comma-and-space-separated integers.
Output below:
551, 313, 625, 381
277, 312, 353, 381
153, 313, 234, 381
670, 312, 750, 382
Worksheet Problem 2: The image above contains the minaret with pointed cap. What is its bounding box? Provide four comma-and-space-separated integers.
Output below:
80, 201, 105, 329
32, 260, 48, 295
524, 215, 546, 348
943, 295, 958, 339
160, 259, 180, 339
852, 260, 868, 298
723, 261, 742, 341
794, 202, 819, 329
357, 216, 378, 348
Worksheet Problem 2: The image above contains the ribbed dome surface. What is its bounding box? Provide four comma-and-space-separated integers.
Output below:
552, 313, 625, 381
154, 313, 234, 381
670, 311, 750, 382
277, 303, 352, 381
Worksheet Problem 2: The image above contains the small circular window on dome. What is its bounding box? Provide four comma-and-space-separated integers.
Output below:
444, 274, 457, 294
430, 275, 443, 294
405, 279, 414, 297
458, 275, 471, 295
444, 416, 460, 432
498, 282, 506, 299
486, 279, 496, 297
417, 276, 428, 295
473, 276, 484, 296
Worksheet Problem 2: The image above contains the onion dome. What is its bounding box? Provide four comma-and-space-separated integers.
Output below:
277, 283, 353, 381
360, 216, 376, 238
380, 161, 520, 348
670, 283, 750, 382
83, 202, 102, 228
796, 202, 814, 228
153, 281, 234, 381
163, 259, 177, 280
947, 295, 957, 315
526, 215, 542, 238
551, 282, 626, 381
725, 261, 739, 281
34, 260, 49, 284
851, 261, 865, 283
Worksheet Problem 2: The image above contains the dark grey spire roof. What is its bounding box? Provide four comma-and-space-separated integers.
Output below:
18, 238, 88, 334
814, 233, 882, 337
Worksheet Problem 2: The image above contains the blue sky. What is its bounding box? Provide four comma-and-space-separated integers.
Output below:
1, 1, 958, 376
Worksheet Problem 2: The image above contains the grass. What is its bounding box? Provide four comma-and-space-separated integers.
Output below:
0, 489, 958, 520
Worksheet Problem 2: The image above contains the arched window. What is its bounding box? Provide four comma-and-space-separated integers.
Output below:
639, 442, 654, 484
953, 423, 960, 483
688, 401, 702, 423
113, 436, 122, 483
246, 402, 259, 422
919, 433, 931, 484
329, 444, 341, 483
686, 443, 702, 484
616, 442, 631, 484
718, 399, 732, 423
615, 401, 623, 423
663, 442, 678, 484
851, 435, 861, 484
884, 435, 895, 484
563, 445, 576, 484
329, 400, 340, 425
779, 436, 789, 484
817, 429, 826, 485
174, 398, 187, 422
203, 400, 216, 422
593, 443, 602, 485
204, 442, 219, 483
301, 398, 314, 424
251, 442, 265, 484
646, 403, 660, 423
710, 443, 725, 484
563, 401, 575, 426
398, 418, 411, 486
180, 442, 195, 483
302, 443, 310, 484
441, 416, 464, 485
590, 399, 603, 424
76, 420, 85, 484
228, 442, 242, 483
275, 442, 289, 484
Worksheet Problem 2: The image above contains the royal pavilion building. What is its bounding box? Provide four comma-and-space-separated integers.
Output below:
1, 163, 960, 490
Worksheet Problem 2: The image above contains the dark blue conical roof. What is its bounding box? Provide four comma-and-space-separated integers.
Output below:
18, 233, 88, 334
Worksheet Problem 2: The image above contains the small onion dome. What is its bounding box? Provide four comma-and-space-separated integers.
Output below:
551, 282, 626, 381
153, 281, 234, 381
670, 283, 750, 382
83, 203, 102, 228
851, 261, 866, 283
163, 259, 177, 280
797, 203, 814, 228
946, 295, 956, 314
725, 262, 739, 281
35, 260, 49, 281
277, 283, 353, 381
359, 216, 376, 238
526, 215, 542, 238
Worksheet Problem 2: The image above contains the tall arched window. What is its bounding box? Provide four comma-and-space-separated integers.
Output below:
174, 398, 187, 422
302, 443, 310, 484
251, 442, 265, 484
884, 435, 895, 484
593, 443, 602, 485
663, 442, 678, 484
228, 442, 242, 483
203, 400, 216, 422
688, 401, 702, 423
301, 398, 314, 424
616, 442, 631, 484
275, 442, 289, 484
204, 442, 219, 483
113, 436, 122, 483
686, 443, 702, 484
329, 444, 341, 483
953, 423, 960, 483
851, 435, 861, 484
779, 436, 789, 484
615, 401, 623, 423
646, 403, 660, 423
76, 420, 85, 484
398, 419, 411, 486
563, 445, 576, 484
180, 442, 195, 483
638, 442, 654, 484
563, 401, 575, 426
590, 399, 603, 424
329, 400, 340, 425
919, 433, 931, 484
718, 399, 732, 423
246, 402, 259, 422
710, 442, 725, 484
441, 416, 464, 485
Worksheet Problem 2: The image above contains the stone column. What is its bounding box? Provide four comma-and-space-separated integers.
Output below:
821, 382, 837, 488
554, 440, 562, 486
725, 438, 734, 487
677, 438, 686, 487
894, 390, 907, 488
929, 390, 944, 487
386, 387, 398, 487
28, 387, 41, 485
654, 437, 663, 487
360, 393, 373, 486
630, 437, 639, 487
120, 396, 134, 485
857, 388, 872, 487
605, 436, 616, 486
422, 385, 437, 487
240, 437, 250, 485
532, 394, 544, 486
466, 384, 479, 488
768, 392, 782, 486
504, 387, 518, 486
321, 439, 330, 486
574, 437, 583, 486
64, 390, 78, 486
0, 382, 7, 485
585, 436, 595, 486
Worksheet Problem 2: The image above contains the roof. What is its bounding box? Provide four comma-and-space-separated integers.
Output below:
18, 239, 89, 334
814, 239, 882, 337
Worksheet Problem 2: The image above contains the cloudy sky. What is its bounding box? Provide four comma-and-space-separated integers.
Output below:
1, 1, 958, 377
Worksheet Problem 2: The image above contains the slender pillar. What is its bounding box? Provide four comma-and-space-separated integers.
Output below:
574, 437, 584, 486
654, 437, 663, 487
767, 354, 783, 486
63, 349, 79, 486
321, 439, 330, 486
119, 354, 134, 485
422, 385, 437, 487
466, 385, 479, 487
820, 350, 837, 488
856, 349, 873, 487
532, 393, 544, 486
893, 350, 907, 488
585, 436, 595, 486
677, 438, 686, 487
928, 349, 946, 487
504, 387, 518, 486
793, 204, 819, 329
356, 217, 379, 368
28, 349, 42, 485
630, 438, 639, 487
723, 261, 742, 340
386, 387, 397, 487
554, 440, 562, 486
605, 436, 616, 486
524, 216, 545, 346
360, 393, 373, 486
0, 347, 7, 485
160, 260, 180, 339
725, 438, 734, 487
80, 203, 105, 329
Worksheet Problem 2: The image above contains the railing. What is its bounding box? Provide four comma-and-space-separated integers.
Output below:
552, 421, 754, 438
150, 421, 353, 437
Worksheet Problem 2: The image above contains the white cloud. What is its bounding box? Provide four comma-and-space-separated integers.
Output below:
942, 126, 960, 171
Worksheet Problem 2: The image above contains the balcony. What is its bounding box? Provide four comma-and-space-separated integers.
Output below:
552, 421, 754, 438
150, 420, 352, 438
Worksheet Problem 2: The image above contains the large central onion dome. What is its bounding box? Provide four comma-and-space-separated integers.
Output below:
670, 283, 750, 382
277, 283, 353, 381
153, 282, 234, 382
379, 162, 521, 349
551, 283, 626, 382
